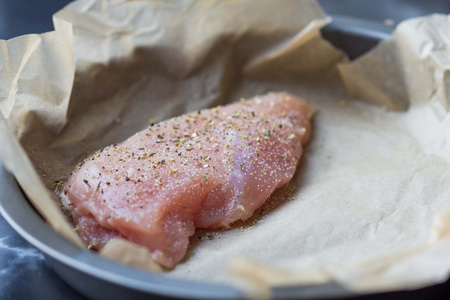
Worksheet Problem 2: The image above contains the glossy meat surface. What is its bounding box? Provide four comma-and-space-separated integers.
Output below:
63, 92, 314, 268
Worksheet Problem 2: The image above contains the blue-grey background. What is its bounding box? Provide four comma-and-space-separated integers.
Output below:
1, 1, 450, 299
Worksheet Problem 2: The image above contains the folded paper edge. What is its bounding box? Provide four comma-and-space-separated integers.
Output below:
227, 210, 450, 295
0, 114, 84, 247
100, 238, 162, 272
243, 17, 332, 73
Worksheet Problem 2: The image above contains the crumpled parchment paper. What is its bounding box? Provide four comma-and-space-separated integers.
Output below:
1, 0, 450, 297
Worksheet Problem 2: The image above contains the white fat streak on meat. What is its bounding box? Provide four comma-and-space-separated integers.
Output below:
63, 92, 314, 268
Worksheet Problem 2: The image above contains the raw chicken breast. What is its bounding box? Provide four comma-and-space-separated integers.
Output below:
62, 92, 314, 268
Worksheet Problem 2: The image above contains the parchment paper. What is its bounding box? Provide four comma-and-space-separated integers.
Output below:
1, 0, 450, 297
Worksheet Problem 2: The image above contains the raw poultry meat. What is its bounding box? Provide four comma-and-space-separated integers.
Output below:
62, 92, 314, 268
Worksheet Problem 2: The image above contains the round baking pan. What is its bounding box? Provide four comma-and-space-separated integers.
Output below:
0, 18, 393, 300
0, 19, 388, 300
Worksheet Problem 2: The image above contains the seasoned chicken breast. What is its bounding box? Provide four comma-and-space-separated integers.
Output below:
63, 92, 314, 268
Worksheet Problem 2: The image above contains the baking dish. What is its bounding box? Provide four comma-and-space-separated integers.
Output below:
0, 17, 392, 300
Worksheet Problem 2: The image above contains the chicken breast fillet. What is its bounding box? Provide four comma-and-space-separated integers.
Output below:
63, 92, 314, 268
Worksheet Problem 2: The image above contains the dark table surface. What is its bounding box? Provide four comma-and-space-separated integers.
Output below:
1, 1, 450, 299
